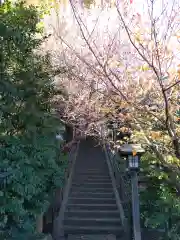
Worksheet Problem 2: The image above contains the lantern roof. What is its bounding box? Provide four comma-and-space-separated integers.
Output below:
119, 144, 145, 155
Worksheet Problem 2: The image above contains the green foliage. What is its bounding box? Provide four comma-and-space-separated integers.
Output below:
140, 153, 180, 239
83, 0, 95, 8
0, 1, 66, 239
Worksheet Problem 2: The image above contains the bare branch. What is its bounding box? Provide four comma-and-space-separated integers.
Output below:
164, 80, 180, 92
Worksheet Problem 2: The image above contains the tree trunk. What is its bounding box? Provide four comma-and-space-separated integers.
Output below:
172, 138, 180, 159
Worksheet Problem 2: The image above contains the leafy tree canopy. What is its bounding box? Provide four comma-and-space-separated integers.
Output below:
0, 1, 66, 239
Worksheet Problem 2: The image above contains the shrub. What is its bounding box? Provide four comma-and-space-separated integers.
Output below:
0, 1, 66, 239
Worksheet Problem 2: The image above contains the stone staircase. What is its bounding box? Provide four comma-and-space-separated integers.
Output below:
55, 138, 125, 239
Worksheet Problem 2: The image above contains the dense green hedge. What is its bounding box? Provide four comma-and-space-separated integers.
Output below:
0, 1, 66, 239
140, 153, 180, 240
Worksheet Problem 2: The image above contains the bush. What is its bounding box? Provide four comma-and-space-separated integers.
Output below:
0, 1, 66, 239
140, 153, 180, 239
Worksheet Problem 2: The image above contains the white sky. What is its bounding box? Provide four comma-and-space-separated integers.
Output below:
132, 0, 180, 17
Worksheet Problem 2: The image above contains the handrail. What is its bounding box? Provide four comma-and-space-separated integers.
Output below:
50, 142, 79, 221
99, 125, 131, 239
101, 138, 129, 237
105, 144, 131, 203
105, 139, 132, 203
52, 141, 80, 240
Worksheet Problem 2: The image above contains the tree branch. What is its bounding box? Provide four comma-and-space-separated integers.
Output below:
164, 80, 180, 92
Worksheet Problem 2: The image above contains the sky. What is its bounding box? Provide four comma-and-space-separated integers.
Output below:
131, 0, 179, 17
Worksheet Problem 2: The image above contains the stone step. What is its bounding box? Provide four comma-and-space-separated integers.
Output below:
74, 170, 108, 174
73, 177, 111, 182
72, 182, 112, 188
74, 173, 110, 177
67, 234, 116, 240
73, 172, 109, 176
68, 197, 116, 205
73, 179, 111, 184
64, 225, 123, 235
75, 168, 107, 172
73, 172, 110, 179
75, 165, 107, 169
71, 187, 114, 193
70, 191, 115, 198
65, 210, 120, 219
64, 217, 121, 227
66, 203, 118, 211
